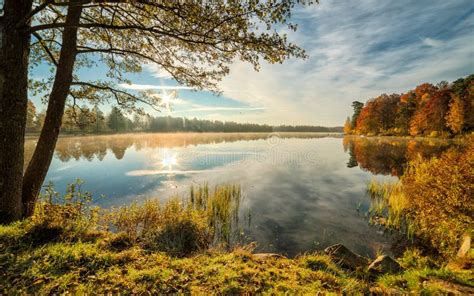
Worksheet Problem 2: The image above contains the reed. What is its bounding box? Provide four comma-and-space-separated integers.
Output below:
109, 183, 243, 255
367, 178, 410, 231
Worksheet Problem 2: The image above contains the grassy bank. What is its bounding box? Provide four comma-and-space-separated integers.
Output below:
1, 171, 473, 293
1, 221, 472, 294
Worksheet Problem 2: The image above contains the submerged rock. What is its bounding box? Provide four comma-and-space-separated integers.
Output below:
324, 244, 369, 270
368, 255, 403, 275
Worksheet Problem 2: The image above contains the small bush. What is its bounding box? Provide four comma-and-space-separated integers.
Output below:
28, 179, 101, 242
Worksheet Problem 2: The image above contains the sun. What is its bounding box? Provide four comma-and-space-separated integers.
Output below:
160, 90, 177, 112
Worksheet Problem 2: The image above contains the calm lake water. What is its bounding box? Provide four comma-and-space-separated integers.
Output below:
24, 133, 458, 257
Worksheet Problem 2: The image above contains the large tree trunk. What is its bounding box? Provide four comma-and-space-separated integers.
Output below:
0, 0, 33, 223
22, 3, 82, 217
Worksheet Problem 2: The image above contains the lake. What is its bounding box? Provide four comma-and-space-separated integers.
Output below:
24, 133, 458, 257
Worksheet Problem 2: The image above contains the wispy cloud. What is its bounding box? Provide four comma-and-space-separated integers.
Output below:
421, 37, 443, 47
214, 0, 474, 125
173, 106, 265, 113
145, 0, 474, 125
118, 83, 194, 90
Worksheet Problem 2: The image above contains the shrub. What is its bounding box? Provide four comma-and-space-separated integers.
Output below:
368, 144, 473, 257
400, 146, 473, 257
28, 179, 101, 243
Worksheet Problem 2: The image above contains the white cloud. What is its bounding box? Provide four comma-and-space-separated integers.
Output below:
118, 83, 194, 90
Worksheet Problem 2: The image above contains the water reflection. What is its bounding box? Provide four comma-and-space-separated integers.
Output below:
23, 133, 460, 257
25, 132, 341, 167
343, 136, 456, 176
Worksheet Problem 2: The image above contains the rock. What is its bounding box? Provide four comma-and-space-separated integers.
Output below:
368, 255, 403, 275
324, 244, 369, 270
456, 234, 471, 258
253, 253, 286, 260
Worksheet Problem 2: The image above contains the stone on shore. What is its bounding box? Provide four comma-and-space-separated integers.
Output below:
368, 255, 403, 275
324, 244, 369, 270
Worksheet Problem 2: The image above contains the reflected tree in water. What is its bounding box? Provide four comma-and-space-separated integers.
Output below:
343, 136, 456, 176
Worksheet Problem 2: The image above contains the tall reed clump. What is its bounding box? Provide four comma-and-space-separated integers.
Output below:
109, 183, 243, 256
367, 143, 473, 258
367, 179, 410, 231
109, 199, 211, 256
189, 183, 242, 247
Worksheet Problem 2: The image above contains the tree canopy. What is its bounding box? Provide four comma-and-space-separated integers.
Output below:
29, 0, 311, 112
345, 74, 473, 137
0, 0, 315, 222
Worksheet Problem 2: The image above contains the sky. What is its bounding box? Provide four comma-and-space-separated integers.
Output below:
31, 0, 474, 126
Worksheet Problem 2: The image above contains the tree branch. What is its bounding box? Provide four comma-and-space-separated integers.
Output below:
16, 0, 54, 28
71, 81, 161, 111
32, 31, 59, 66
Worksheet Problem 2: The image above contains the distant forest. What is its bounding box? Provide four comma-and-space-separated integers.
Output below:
345, 74, 473, 137
26, 104, 342, 134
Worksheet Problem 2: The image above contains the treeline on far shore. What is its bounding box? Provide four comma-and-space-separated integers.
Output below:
26, 103, 342, 134
344, 74, 473, 137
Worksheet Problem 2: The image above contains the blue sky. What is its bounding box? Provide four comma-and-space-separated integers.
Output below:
31, 0, 474, 126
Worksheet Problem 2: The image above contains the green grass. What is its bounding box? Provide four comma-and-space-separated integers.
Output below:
0, 181, 472, 294
1, 220, 472, 294
0, 222, 367, 294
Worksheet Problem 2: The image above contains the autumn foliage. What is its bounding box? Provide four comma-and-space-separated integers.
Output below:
345, 74, 473, 136
400, 144, 474, 257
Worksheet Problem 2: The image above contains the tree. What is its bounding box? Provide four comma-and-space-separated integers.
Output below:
1, 0, 312, 222
0, 0, 33, 223
132, 114, 143, 131
92, 105, 106, 133
343, 117, 352, 134
26, 100, 37, 130
445, 94, 465, 134
62, 106, 79, 132
349, 75, 473, 137
410, 87, 450, 136
107, 107, 126, 132
395, 91, 417, 134
351, 101, 364, 129
451, 75, 474, 131
35, 111, 46, 131
77, 105, 93, 132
